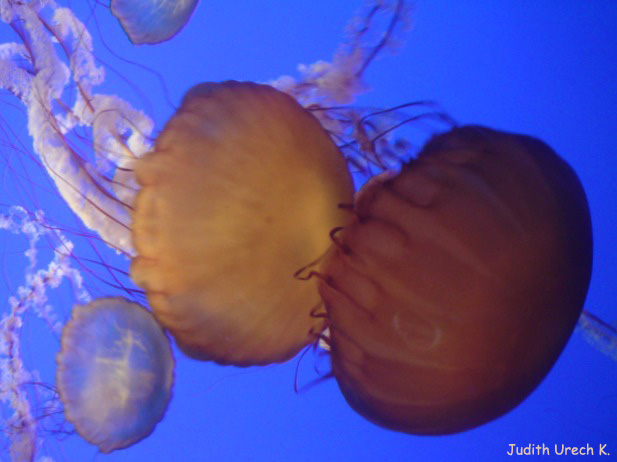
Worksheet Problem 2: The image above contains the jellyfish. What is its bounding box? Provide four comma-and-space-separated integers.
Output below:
318, 125, 593, 435
130, 81, 354, 366
57, 297, 174, 453
111, 0, 200, 44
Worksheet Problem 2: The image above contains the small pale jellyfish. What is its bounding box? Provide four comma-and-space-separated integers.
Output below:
57, 297, 175, 453
131, 81, 354, 366
318, 125, 593, 435
111, 0, 200, 44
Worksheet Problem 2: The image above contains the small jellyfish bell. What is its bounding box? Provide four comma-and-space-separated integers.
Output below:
111, 0, 200, 44
57, 297, 174, 453
318, 125, 593, 435
131, 81, 354, 366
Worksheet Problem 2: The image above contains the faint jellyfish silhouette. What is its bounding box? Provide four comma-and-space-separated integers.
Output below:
111, 0, 200, 44
57, 297, 174, 453
131, 81, 354, 366
578, 310, 617, 361
318, 125, 593, 434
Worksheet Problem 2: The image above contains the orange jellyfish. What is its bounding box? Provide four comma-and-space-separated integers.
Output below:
131, 81, 354, 366
57, 297, 174, 453
318, 125, 593, 435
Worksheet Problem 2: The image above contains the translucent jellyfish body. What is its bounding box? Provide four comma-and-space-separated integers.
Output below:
57, 297, 174, 453
111, 0, 200, 44
131, 81, 354, 366
318, 126, 593, 435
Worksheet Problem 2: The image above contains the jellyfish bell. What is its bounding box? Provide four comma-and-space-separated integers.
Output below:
111, 0, 200, 44
56, 297, 174, 453
318, 125, 593, 435
131, 81, 354, 366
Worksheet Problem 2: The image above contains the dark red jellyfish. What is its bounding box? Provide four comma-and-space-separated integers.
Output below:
318, 125, 593, 435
